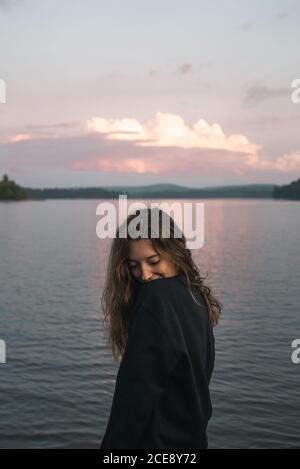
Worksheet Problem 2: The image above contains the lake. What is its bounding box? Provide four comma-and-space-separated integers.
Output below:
0, 198, 299, 448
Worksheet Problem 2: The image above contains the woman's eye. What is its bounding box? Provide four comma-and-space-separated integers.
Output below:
128, 260, 160, 268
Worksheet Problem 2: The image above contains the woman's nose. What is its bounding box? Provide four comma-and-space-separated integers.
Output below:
140, 266, 153, 282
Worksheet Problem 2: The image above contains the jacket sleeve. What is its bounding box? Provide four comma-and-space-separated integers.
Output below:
100, 301, 180, 449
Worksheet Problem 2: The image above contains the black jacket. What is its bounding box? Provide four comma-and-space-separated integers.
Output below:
100, 274, 215, 449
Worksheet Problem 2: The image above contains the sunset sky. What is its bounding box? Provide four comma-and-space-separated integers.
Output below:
0, 0, 300, 188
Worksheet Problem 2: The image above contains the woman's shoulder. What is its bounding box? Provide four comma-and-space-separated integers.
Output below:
137, 275, 205, 303
130, 276, 211, 350
130, 275, 182, 321
132, 275, 207, 327
129, 277, 186, 350
135, 274, 186, 303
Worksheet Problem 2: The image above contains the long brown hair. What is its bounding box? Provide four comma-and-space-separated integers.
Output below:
101, 207, 223, 361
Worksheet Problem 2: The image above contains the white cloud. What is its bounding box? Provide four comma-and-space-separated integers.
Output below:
86, 112, 261, 155
274, 151, 300, 172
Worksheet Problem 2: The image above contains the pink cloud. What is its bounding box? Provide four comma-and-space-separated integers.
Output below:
0, 134, 32, 144
2, 113, 300, 181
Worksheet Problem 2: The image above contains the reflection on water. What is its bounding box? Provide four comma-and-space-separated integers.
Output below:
0, 199, 299, 448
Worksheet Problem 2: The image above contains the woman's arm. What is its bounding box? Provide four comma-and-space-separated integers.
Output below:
100, 302, 180, 449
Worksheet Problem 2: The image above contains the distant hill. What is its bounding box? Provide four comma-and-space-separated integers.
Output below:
104, 183, 190, 194
106, 183, 275, 199
273, 178, 300, 200
0, 176, 278, 200
22, 186, 120, 200
0, 174, 27, 201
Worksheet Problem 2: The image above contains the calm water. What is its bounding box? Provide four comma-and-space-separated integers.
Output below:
0, 199, 299, 449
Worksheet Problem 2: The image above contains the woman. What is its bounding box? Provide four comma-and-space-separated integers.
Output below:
100, 207, 222, 449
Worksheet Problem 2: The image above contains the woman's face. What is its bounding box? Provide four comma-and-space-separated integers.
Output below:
127, 239, 178, 283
